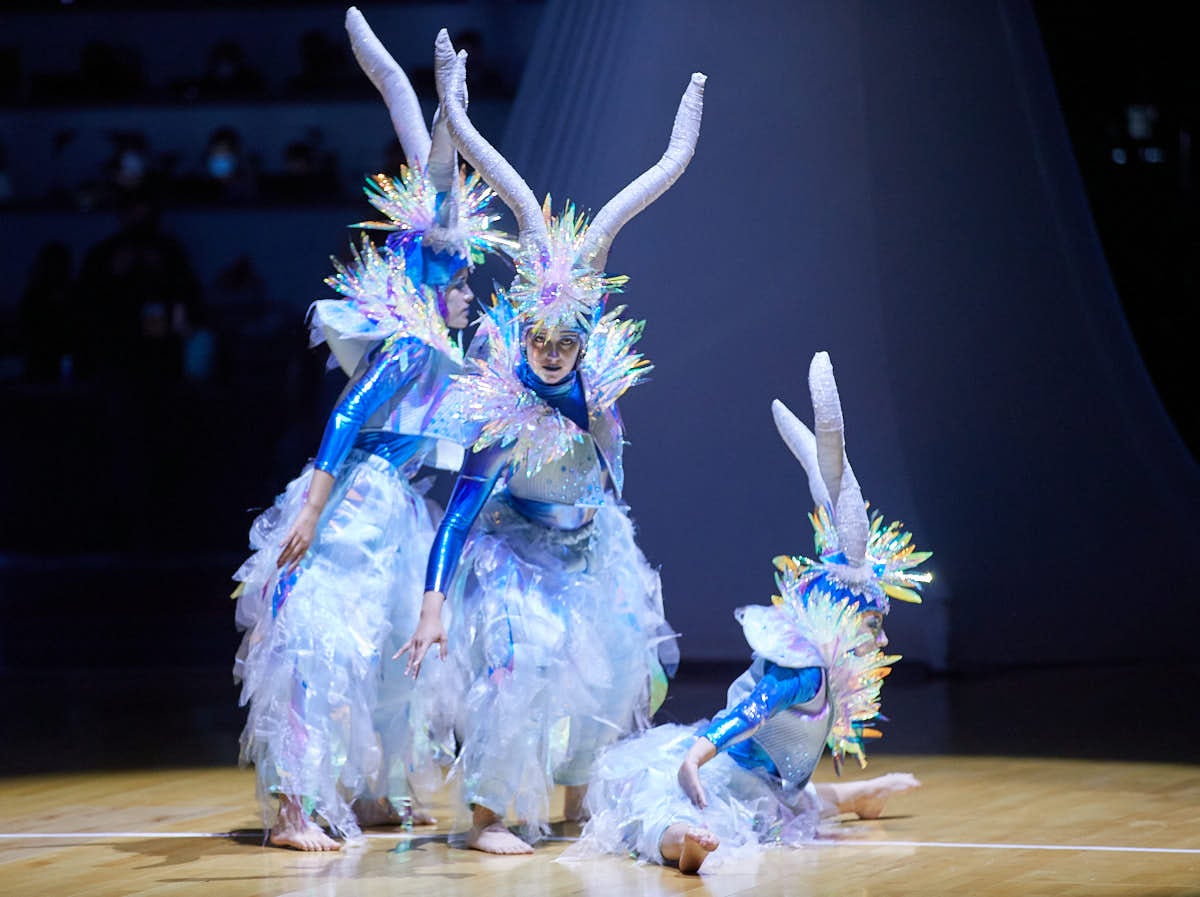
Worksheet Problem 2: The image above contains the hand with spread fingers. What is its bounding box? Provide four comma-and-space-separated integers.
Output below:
396, 591, 448, 677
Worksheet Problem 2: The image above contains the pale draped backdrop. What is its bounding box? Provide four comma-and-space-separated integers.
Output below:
489, 0, 1198, 669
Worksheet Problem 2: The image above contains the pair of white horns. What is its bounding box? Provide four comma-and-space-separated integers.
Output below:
772, 352, 871, 567
346, 6, 458, 191
346, 6, 705, 273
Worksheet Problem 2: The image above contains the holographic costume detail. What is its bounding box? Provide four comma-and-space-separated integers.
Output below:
231, 9, 509, 842
415, 34, 704, 846
566, 353, 930, 868
421, 343, 676, 846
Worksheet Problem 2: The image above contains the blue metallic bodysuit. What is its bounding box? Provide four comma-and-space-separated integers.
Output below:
425, 362, 620, 592
422, 358, 670, 844
314, 336, 461, 476
700, 658, 829, 788
233, 327, 465, 841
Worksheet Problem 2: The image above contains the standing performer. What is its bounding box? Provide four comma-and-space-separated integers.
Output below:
399, 36, 704, 853
564, 353, 928, 873
232, 9, 511, 851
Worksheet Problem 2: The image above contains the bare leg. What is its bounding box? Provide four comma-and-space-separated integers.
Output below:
814, 772, 921, 819
465, 804, 534, 855
660, 822, 720, 874
563, 784, 590, 823
268, 795, 342, 851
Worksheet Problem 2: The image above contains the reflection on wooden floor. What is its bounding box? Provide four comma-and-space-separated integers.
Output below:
2, 755, 1198, 897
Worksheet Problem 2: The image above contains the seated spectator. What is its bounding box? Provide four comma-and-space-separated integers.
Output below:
260, 129, 337, 202
202, 40, 264, 98
76, 189, 202, 384
289, 29, 354, 96
200, 126, 258, 203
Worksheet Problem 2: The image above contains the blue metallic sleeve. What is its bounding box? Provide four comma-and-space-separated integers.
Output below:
313, 338, 430, 474
700, 663, 824, 752
423, 444, 509, 593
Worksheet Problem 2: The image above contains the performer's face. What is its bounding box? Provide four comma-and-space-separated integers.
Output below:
441, 272, 473, 330
524, 328, 582, 384
856, 611, 888, 655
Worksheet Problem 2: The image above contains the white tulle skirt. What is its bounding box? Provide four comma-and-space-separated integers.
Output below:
562, 723, 821, 868
442, 495, 677, 845
232, 450, 454, 838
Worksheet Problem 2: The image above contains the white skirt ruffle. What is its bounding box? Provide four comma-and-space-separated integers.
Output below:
443, 495, 676, 845
232, 450, 453, 838
562, 723, 821, 868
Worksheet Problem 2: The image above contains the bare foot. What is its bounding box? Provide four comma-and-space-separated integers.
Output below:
678, 828, 720, 874
466, 822, 535, 854
660, 822, 719, 874
269, 797, 342, 851
466, 805, 533, 855
829, 772, 921, 819
563, 784, 590, 823
411, 808, 437, 826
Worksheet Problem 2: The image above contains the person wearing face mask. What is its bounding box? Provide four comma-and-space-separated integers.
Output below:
231, 10, 512, 852
561, 354, 927, 874
202, 127, 256, 202
398, 37, 703, 854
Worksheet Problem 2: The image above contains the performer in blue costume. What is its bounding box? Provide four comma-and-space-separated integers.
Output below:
231, 9, 512, 852
398, 37, 705, 854
564, 353, 928, 873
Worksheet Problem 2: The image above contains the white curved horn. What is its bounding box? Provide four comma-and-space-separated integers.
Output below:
834, 458, 870, 566
346, 7, 431, 168
808, 352, 846, 507
427, 106, 457, 195
772, 399, 832, 510
434, 30, 548, 254
580, 73, 706, 271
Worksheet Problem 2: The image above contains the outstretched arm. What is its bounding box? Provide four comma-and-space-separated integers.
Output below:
277, 337, 429, 570
397, 443, 508, 676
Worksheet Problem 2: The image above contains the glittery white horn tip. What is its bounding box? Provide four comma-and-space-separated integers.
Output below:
772, 398, 831, 509
808, 351, 845, 507
433, 29, 455, 100
347, 6, 430, 167
436, 32, 546, 252
425, 38, 463, 192
581, 71, 706, 270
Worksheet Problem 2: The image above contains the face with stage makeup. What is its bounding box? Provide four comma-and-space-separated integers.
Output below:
439, 268, 473, 330
523, 326, 583, 384
856, 610, 888, 655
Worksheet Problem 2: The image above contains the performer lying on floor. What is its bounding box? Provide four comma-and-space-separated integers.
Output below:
564, 352, 929, 873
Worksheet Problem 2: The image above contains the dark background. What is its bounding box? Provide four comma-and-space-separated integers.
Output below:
0, 0, 1196, 773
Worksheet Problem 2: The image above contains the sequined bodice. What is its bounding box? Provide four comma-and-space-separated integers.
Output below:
505, 435, 606, 508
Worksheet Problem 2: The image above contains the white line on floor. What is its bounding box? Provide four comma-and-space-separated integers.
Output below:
1, 833, 1196, 855
823, 839, 1200, 855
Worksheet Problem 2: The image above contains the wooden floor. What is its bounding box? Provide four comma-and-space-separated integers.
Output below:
1, 755, 1198, 897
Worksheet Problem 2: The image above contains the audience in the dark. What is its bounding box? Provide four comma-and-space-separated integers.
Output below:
75, 190, 202, 385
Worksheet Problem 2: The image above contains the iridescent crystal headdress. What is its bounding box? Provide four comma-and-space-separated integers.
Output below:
771, 352, 931, 614
345, 8, 514, 283
310, 9, 515, 376
432, 29, 704, 331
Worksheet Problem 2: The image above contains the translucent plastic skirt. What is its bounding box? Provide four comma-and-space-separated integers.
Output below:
442, 496, 677, 845
563, 722, 820, 868
232, 451, 454, 838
